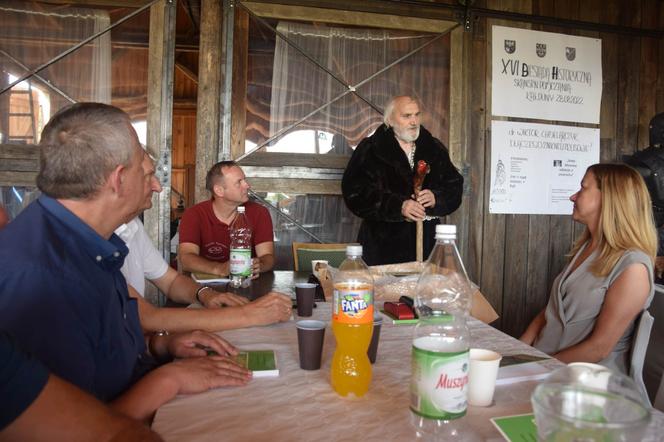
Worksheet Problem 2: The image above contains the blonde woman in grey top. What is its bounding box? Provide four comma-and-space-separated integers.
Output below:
520, 164, 657, 375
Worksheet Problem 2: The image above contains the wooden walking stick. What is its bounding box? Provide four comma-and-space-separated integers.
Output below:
414, 160, 430, 262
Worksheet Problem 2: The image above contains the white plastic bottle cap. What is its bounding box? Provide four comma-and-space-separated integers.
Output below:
346, 245, 363, 256
237, 206, 245, 213
435, 224, 457, 239
436, 224, 456, 235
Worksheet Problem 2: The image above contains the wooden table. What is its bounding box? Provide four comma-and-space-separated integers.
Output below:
150, 299, 664, 441
202, 270, 314, 301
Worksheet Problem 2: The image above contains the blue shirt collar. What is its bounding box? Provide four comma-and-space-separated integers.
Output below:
38, 195, 128, 271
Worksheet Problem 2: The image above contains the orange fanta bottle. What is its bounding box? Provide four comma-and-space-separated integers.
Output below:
331, 245, 374, 397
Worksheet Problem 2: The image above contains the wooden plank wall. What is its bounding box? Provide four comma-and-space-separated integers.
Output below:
460, 0, 664, 337
0, 144, 38, 187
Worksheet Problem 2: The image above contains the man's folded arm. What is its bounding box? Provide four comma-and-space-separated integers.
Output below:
254, 241, 275, 273
178, 242, 229, 276
1, 374, 162, 442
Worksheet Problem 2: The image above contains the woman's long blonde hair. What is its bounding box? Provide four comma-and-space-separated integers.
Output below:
569, 163, 657, 276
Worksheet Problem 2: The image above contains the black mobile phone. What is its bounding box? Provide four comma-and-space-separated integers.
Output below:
398, 295, 432, 318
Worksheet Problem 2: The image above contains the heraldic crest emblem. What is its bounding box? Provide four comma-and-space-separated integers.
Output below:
565, 47, 576, 61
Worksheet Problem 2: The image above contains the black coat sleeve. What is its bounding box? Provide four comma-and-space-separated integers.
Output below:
341, 141, 407, 223
423, 139, 464, 217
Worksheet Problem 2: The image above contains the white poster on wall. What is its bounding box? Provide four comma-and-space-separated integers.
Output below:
489, 121, 600, 215
492, 25, 602, 124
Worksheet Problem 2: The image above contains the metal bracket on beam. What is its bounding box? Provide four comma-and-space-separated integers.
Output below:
457, 0, 475, 32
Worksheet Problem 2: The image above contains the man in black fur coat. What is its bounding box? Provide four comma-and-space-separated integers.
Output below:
342, 96, 463, 265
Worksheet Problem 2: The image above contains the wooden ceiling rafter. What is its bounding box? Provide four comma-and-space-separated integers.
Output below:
1, 34, 199, 52
175, 54, 198, 84
36, 0, 154, 8
181, 0, 199, 38
241, 0, 458, 33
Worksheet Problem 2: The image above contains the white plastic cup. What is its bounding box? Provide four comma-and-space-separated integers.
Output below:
468, 348, 502, 407
566, 362, 612, 390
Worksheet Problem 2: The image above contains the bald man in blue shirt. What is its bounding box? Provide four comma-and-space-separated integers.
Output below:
0, 103, 250, 421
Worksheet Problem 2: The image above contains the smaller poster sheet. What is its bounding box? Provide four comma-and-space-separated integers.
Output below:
489, 121, 600, 215
492, 25, 602, 124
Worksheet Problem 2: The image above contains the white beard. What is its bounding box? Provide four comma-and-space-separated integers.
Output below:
393, 125, 420, 143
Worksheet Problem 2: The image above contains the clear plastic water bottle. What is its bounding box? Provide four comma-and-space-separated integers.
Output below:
331, 245, 374, 397
229, 206, 252, 288
411, 224, 476, 440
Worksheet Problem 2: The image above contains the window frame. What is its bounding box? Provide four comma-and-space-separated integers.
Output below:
233, 1, 461, 195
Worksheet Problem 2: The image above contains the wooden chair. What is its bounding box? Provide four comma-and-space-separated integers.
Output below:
291, 242, 349, 272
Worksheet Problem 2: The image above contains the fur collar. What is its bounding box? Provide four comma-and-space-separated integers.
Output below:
367, 124, 438, 174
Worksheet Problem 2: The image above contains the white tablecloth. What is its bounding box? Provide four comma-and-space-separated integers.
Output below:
152, 303, 664, 441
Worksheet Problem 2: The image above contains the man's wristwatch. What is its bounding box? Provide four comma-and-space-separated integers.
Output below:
195, 286, 211, 304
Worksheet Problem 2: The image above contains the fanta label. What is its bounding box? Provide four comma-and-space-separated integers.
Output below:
410, 342, 468, 420
332, 283, 373, 324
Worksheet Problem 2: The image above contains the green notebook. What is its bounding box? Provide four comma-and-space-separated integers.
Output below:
206, 349, 279, 377
234, 350, 279, 377
379, 309, 419, 325
491, 413, 538, 441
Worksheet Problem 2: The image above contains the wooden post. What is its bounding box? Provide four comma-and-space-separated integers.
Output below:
447, 26, 469, 269
195, 0, 222, 202
231, 7, 249, 160
0, 86, 9, 144
144, 0, 176, 306
220, 0, 235, 160
416, 221, 424, 262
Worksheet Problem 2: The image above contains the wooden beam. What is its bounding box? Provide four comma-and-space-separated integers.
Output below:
238, 152, 349, 169
248, 178, 341, 195
175, 58, 199, 84
0, 171, 37, 187
0, 143, 39, 187
230, 7, 249, 160
36, 0, 152, 7
447, 26, 469, 266
0, 158, 39, 172
0, 35, 198, 53
0, 87, 9, 146
246, 0, 663, 38
0, 143, 39, 160
242, 1, 458, 33
219, 0, 234, 160
144, 0, 177, 306
173, 98, 198, 109
181, 0, 199, 35
195, 0, 223, 203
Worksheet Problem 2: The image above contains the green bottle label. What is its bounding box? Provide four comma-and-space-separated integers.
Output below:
230, 248, 252, 276
410, 343, 469, 420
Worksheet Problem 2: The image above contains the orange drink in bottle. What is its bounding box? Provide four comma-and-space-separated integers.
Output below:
331, 245, 374, 397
